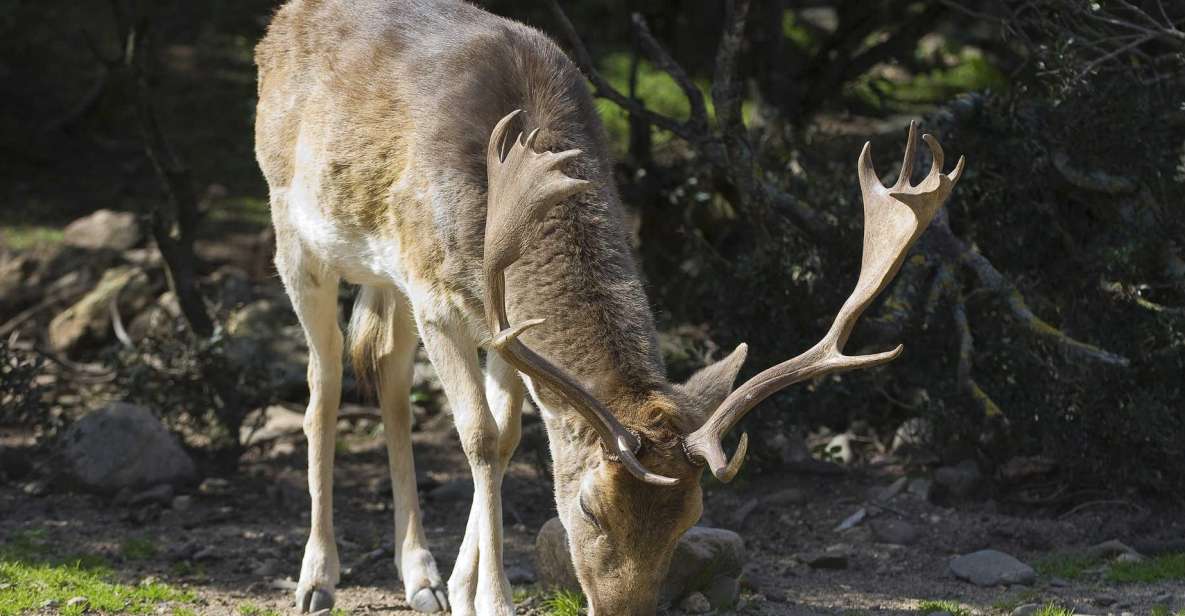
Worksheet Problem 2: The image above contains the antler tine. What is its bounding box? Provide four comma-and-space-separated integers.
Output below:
685, 123, 965, 482
483, 110, 678, 487
896, 120, 919, 188
923, 133, 944, 179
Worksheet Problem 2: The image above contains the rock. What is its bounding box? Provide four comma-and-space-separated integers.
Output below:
65, 596, 88, 609
1086, 539, 1141, 559
824, 432, 854, 464
61, 402, 195, 493
949, 549, 1035, 587
506, 564, 535, 585
799, 548, 849, 570
891, 417, 931, 452
253, 559, 282, 577
870, 518, 920, 546
907, 478, 932, 501
703, 575, 740, 609
240, 405, 305, 446
129, 484, 175, 506
535, 518, 743, 609
1011, 604, 1041, 616
199, 477, 231, 495
48, 266, 152, 353
934, 460, 982, 498
679, 592, 711, 614
999, 456, 1056, 481
171, 495, 194, 511
427, 478, 473, 502
63, 209, 141, 252
22, 479, 49, 496
763, 488, 807, 507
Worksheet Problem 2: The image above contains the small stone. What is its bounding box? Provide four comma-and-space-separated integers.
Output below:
1049, 576, 1070, 587
1012, 604, 1041, 616
199, 477, 231, 495
949, 549, 1035, 586
253, 559, 281, 577
907, 478, 932, 501
763, 488, 807, 506
129, 484, 175, 506
799, 549, 848, 570
61, 402, 195, 493
66, 596, 88, 608
1093, 596, 1117, 607
679, 591, 711, 614
40, 599, 60, 609
427, 478, 473, 502
506, 564, 535, 585
22, 479, 49, 496
870, 518, 920, 546
1114, 552, 1144, 563
171, 495, 194, 511
934, 460, 982, 498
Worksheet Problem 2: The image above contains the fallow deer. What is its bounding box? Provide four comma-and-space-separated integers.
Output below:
254, 1, 965, 614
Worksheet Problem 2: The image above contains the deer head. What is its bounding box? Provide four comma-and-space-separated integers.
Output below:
484, 111, 963, 614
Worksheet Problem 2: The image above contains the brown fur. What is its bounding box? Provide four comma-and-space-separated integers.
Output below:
255, 2, 749, 613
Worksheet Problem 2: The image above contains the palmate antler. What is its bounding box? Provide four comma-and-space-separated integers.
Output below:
482, 110, 679, 486
684, 121, 966, 482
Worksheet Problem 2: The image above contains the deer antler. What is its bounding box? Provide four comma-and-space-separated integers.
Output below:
483, 110, 678, 486
685, 121, 966, 482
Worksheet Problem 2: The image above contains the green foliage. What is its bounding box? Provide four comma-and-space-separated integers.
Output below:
541, 589, 586, 616
1151, 606, 1185, 616
0, 530, 193, 616
917, 599, 972, 616
1034, 552, 1100, 580
1028, 603, 1075, 616
1108, 553, 1185, 583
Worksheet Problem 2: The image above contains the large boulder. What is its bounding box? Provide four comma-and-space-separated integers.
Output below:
535, 518, 745, 610
61, 402, 196, 493
48, 266, 152, 353
63, 210, 141, 252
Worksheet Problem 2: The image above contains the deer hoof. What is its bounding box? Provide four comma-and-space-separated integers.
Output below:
410, 586, 449, 613
296, 588, 334, 613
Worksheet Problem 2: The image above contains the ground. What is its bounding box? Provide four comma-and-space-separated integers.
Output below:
2, 406, 1183, 616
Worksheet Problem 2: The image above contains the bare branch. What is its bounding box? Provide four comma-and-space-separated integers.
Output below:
630, 12, 710, 136
927, 210, 1130, 367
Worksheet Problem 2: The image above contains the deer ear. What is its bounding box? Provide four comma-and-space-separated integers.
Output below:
678, 343, 748, 416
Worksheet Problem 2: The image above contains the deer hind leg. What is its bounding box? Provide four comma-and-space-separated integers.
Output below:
275, 230, 343, 613
448, 352, 524, 613
350, 286, 449, 613
411, 302, 514, 616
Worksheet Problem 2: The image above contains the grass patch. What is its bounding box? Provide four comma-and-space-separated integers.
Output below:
0, 225, 63, 250
917, 599, 972, 616
238, 603, 281, 616
1151, 606, 1185, 616
121, 537, 158, 561
1108, 552, 1185, 583
1034, 551, 1101, 580
541, 589, 585, 616
1030, 603, 1074, 616
0, 529, 193, 616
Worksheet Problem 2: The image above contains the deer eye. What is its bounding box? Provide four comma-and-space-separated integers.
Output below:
579, 495, 603, 531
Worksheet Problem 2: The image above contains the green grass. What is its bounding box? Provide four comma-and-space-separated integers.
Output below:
1029, 603, 1074, 616
0, 224, 63, 250
1034, 552, 1100, 580
121, 537, 158, 561
174, 609, 199, 616
1150, 606, 1185, 616
541, 589, 585, 616
917, 599, 972, 616
1108, 552, 1185, 583
0, 529, 193, 616
238, 602, 281, 616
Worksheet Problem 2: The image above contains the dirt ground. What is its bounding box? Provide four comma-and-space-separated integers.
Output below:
2, 404, 1183, 616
